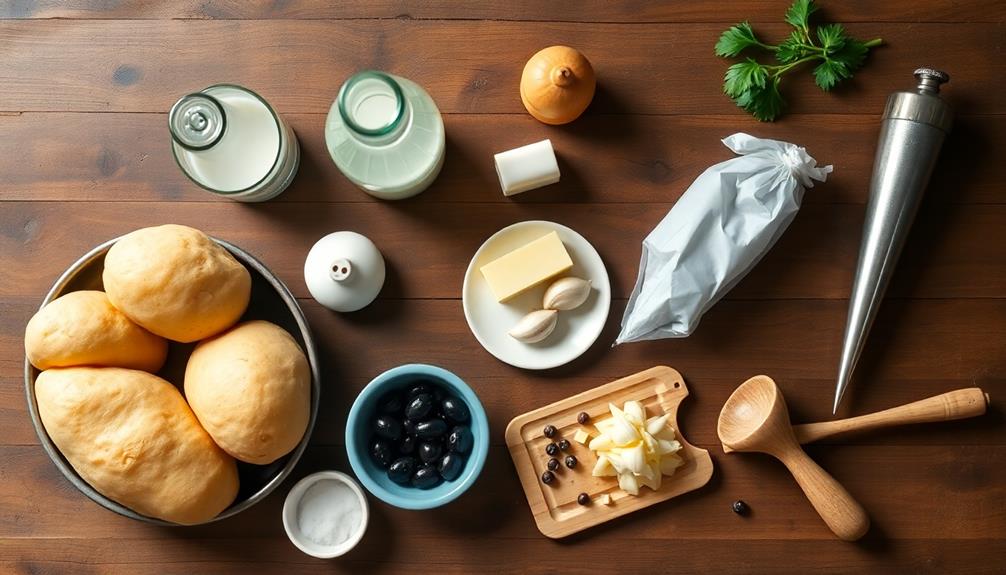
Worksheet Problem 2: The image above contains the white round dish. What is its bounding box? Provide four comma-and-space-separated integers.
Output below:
283, 471, 369, 559
462, 220, 611, 370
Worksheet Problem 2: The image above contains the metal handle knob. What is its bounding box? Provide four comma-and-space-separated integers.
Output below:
913, 67, 950, 94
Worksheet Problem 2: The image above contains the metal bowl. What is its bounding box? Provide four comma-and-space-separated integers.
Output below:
23, 236, 321, 525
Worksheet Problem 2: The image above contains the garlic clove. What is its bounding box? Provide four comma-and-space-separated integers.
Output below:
542, 277, 592, 311
508, 309, 558, 343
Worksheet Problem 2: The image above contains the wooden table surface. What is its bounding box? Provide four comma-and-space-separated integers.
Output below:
2, 2, 1004, 573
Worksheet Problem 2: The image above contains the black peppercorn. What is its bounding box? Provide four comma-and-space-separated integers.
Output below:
545, 442, 559, 456
564, 455, 577, 469
732, 500, 749, 515
577, 493, 590, 505
558, 439, 571, 452
546, 458, 560, 471
543, 424, 557, 438
541, 471, 555, 485
577, 412, 589, 424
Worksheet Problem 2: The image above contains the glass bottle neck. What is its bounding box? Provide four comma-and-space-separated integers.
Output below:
337, 71, 409, 144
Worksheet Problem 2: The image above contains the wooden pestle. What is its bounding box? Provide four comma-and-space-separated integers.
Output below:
793, 388, 989, 444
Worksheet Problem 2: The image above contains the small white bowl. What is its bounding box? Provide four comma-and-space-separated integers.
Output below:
283, 471, 369, 558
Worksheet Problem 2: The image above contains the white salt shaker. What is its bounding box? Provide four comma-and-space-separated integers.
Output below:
304, 232, 385, 312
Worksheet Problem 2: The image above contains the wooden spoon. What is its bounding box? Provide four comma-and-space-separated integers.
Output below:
793, 387, 989, 444
717, 375, 870, 541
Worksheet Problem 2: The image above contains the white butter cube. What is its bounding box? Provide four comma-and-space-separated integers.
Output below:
598, 493, 612, 505
574, 429, 590, 444
494, 139, 561, 196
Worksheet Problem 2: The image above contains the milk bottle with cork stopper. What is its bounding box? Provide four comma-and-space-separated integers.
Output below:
169, 84, 300, 201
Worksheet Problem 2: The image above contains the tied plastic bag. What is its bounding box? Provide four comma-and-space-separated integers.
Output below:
615, 133, 832, 344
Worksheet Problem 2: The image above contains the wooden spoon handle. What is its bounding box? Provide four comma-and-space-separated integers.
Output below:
794, 388, 989, 444
780, 448, 870, 541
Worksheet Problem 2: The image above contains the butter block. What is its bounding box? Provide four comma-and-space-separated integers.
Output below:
494, 139, 561, 196
598, 493, 612, 505
573, 429, 590, 444
480, 231, 573, 302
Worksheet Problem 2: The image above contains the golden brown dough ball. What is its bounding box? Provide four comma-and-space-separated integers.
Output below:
185, 320, 311, 465
25, 290, 168, 372
35, 367, 239, 525
102, 224, 251, 343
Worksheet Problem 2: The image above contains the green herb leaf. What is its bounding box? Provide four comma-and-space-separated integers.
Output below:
776, 30, 810, 63
816, 23, 846, 54
723, 58, 767, 97
734, 78, 785, 122
832, 38, 870, 73
784, 0, 818, 33
812, 59, 845, 91
715, 22, 764, 57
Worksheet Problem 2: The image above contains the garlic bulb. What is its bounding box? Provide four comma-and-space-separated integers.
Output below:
542, 277, 592, 311
589, 400, 684, 496
508, 309, 558, 343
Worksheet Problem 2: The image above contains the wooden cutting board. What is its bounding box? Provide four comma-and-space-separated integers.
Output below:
505, 366, 713, 538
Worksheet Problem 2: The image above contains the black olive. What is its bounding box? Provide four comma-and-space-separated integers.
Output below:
372, 416, 403, 441
545, 442, 559, 456
541, 471, 555, 485
405, 393, 435, 421
411, 465, 442, 489
446, 426, 473, 454
418, 441, 443, 464
577, 412, 590, 424
403, 419, 418, 436
543, 424, 557, 438
398, 435, 416, 454
441, 396, 470, 424
415, 418, 448, 439
370, 438, 394, 468
558, 439, 571, 452
564, 455, 577, 469
387, 457, 416, 485
546, 458, 560, 471
732, 500, 749, 515
406, 381, 433, 398
577, 493, 590, 505
438, 452, 465, 481
378, 391, 405, 415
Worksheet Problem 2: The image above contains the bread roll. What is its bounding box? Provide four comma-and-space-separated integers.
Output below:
25, 290, 168, 372
102, 224, 251, 343
35, 367, 239, 525
185, 320, 311, 465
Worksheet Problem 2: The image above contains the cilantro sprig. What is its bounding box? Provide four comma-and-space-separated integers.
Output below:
715, 0, 882, 121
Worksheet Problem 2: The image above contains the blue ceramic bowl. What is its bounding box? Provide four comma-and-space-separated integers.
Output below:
346, 364, 489, 510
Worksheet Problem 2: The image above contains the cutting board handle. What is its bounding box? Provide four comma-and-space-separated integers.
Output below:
794, 388, 989, 444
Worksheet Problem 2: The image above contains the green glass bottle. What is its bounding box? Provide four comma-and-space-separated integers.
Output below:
325, 71, 445, 200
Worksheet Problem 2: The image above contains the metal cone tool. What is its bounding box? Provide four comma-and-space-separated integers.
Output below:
834, 68, 953, 413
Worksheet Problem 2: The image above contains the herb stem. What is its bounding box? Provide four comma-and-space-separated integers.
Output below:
767, 55, 820, 77
864, 38, 883, 48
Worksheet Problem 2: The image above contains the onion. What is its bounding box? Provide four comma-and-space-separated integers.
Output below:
587, 400, 685, 497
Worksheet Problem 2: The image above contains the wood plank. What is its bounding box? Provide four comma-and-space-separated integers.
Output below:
4, 298, 1003, 447
1, 202, 1003, 301
1, 112, 1000, 205
1, 444, 1003, 543
3, 0, 1002, 23
2, 540, 1005, 575
0, 21, 999, 115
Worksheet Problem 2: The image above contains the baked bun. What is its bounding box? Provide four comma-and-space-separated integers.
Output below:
35, 367, 239, 525
185, 320, 311, 465
25, 290, 168, 372
102, 224, 251, 343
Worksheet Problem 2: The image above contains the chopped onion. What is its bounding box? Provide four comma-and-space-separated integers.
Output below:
586, 400, 685, 497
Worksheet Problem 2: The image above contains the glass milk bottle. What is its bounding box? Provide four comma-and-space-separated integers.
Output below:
325, 71, 445, 200
169, 84, 299, 202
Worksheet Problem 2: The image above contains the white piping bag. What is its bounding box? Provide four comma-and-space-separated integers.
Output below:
615, 133, 832, 344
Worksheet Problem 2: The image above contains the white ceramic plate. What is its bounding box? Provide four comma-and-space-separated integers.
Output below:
463, 221, 611, 370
